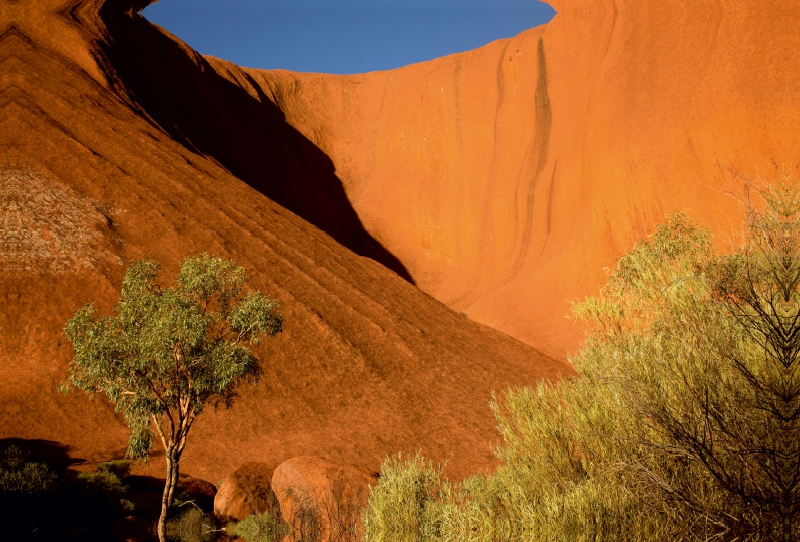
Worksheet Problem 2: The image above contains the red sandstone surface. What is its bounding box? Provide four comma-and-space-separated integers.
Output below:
0, 0, 570, 483
222, 0, 799, 360
214, 463, 279, 523
271, 456, 377, 540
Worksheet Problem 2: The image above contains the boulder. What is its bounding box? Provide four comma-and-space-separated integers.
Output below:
176, 475, 217, 513
271, 457, 379, 542
214, 463, 280, 523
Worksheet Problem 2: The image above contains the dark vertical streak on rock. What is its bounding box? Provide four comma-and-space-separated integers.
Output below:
454, 58, 463, 154
532, 36, 553, 180
512, 36, 553, 275
546, 159, 558, 237
492, 40, 511, 170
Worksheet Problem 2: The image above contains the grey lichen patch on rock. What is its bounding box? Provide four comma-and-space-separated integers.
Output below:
0, 168, 121, 273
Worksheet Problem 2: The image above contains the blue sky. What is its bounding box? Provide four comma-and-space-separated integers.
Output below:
143, 0, 556, 74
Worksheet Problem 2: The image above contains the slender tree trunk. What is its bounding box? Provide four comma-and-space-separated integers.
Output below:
157, 445, 181, 542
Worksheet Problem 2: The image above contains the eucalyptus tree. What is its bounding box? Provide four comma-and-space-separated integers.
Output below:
63, 255, 282, 542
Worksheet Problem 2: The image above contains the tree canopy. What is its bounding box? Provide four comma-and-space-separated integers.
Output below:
63, 254, 282, 542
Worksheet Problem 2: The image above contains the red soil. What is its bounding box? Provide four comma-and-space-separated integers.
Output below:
0, 0, 571, 483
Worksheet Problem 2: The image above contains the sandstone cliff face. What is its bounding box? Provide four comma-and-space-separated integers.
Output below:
213, 0, 799, 359
0, 0, 569, 482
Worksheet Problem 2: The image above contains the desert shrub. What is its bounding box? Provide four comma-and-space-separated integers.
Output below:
0, 445, 63, 540
362, 453, 450, 541
168, 507, 216, 542
364, 181, 800, 541
0, 446, 141, 540
0, 446, 59, 495
228, 510, 286, 542
76, 469, 127, 496
364, 387, 660, 542
98, 459, 131, 479
363, 217, 716, 541
72, 461, 138, 518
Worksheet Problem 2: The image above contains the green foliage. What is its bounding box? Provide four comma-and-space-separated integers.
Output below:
121, 498, 136, 513
228, 510, 291, 542
63, 254, 282, 461
364, 216, 716, 541
363, 181, 800, 541
98, 459, 132, 479
362, 453, 448, 541
0, 446, 141, 539
76, 469, 127, 499
63, 254, 282, 542
568, 184, 800, 537
363, 420, 656, 542
74, 465, 137, 515
0, 446, 59, 496
168, 507, 216, 542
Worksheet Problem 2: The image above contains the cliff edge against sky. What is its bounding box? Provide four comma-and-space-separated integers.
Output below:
213, 0, 798, 359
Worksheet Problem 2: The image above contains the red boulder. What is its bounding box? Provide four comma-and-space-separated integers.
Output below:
271, 457, 379, 542
214, 462, 280, 523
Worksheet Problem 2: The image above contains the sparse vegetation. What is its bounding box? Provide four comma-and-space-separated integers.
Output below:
363, 179, 800, 541
168, 507, 217, 542
228, 510, 285, 542
0, 445, 140, 540
74, 460, 135, 514
0, 445, 59, 496
62, 254, 283, 542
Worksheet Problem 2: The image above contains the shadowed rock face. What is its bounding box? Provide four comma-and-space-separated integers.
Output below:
210, 0, 800, 360
98, 2, 415, 283
0, 0, 570, 483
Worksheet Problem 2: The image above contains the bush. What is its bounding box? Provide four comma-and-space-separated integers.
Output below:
98, 459, 131, 479
0, 446, 143, 540
168, 507, 216, 542
0, 446, 59, 496
362, 453, 452, 541
363, 181, 800, 541
72, 461, 137, 518
228, 510, 286, 542
76, 470, 126, 496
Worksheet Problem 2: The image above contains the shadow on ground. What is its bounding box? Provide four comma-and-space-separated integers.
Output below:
0, 438, 216, 542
